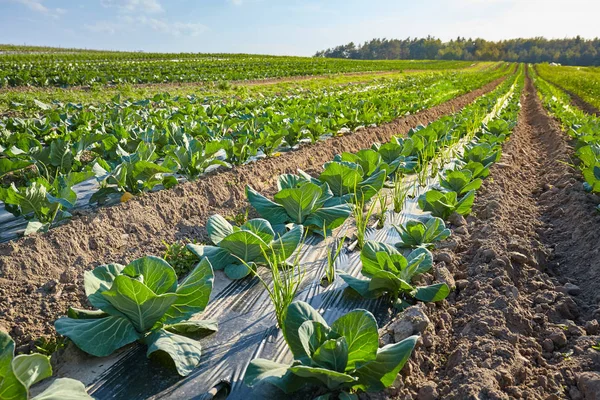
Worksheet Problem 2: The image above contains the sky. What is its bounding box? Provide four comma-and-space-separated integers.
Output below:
0, 0, 599, 56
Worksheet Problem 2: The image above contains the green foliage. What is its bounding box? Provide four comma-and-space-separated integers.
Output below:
417, 189, 475, 220
163, 239, 200, 277
244, 301, 418, 397
339, 241, 449, 308
187, 215, 304, 280
162, 134, 230, 180
392, 173, 409, 213
439, 169, 482, 195
249, 245, 305, 331
0, 331, 92, 399
90, 142, 174, 203
352, 193, 378, 250
393, 217, 451, 249
0, 52, 473, 88
316, 161, 387, 204
0, 170, 93, 234
317, 37, 600, 67
533, 68, 600, 209
55, 256, 217, 376
246, 180, 352, 236
0, 64, 508, 239
462, 143, 500, 167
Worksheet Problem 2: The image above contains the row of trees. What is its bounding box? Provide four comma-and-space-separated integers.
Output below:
315, 36, 600, 66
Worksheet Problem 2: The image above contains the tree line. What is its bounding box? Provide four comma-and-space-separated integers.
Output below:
315, 36, 600, 66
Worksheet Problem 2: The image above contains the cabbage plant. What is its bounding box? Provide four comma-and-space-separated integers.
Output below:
0, 170, 93, 235
371, 142, 418, 176
316, 161, 386, 204
90, 142, 173, 203
462, 143, 500, 167
334, 149, 393, 178
244, 301, 417, 397
339, 241, 449, 309
187, 215, 303, 280
583, 165, 600, 193
162, 134, 230, 180
0, 331, 92, 399
459, 161, 490, 179
55, 256, 217, 376
393, 216, 451, 249
439, 169, 482, 195
246, 177, 352, 235
417, 189, 475, 220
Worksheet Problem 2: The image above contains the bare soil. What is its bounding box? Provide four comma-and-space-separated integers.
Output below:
0, 77, 503, 350
383, 72, 600, 399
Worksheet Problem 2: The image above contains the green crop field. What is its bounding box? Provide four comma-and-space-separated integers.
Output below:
1, 25, 599, 400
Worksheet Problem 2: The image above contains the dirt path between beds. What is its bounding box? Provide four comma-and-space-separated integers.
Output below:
560, 87, 600, 117
544, 80, 600, 117
0, 77, 505, 349
385, 71, 600, 399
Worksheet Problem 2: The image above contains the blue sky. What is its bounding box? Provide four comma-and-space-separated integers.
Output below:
0, 0, 598, 55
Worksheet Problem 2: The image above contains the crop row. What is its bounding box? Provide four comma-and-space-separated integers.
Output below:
0, 51, 474, 88
532, 68, 600, 212
0, 66, 511, 237
536, 64, 600, 111
0, 65, 524, 399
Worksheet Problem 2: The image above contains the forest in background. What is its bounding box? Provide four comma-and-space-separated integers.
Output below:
315, 36, 600, 66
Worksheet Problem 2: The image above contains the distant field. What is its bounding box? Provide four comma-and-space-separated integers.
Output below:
0, 48, 475, 88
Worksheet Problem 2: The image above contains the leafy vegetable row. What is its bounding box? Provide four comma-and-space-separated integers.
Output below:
0, 52, 472, 88
536, 64, 600, 111
239, 67, 524, 398
1, 67, 522, 399
0, 66, 511, 237
532, 68, 600, 212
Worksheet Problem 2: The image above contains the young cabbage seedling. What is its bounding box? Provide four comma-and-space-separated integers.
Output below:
417, 189, 475, 220
376, 193, 388, 229
0, 331, 92, 399
393, 216, 451, 249
339, 241, 450, 310
187, 214, 303, 280
246, 176, 352, 236
55, 256, 217, 376
352, 193, 378, 250
244, 301, 418, 397
322, 225, 346, 286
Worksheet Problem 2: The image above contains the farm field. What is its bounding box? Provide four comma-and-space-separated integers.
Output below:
0, 48, 599, 400
0, 50, 473, 88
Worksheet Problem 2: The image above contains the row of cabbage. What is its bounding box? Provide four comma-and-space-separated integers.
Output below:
532, 68, 600, 212
0, 66, 511, 236
536, 64, 600, 111
0, 66, 523, 400
0, 51, 472, 88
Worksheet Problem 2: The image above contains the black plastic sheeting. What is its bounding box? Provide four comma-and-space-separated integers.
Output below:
83, 173, 443, 400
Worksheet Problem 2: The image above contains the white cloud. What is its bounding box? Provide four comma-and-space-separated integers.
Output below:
86, 15, 208, 37
11, 0, 66, 18
100, 0, 163, 13
229, 0, 243, 5
85, 20, 119, 35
